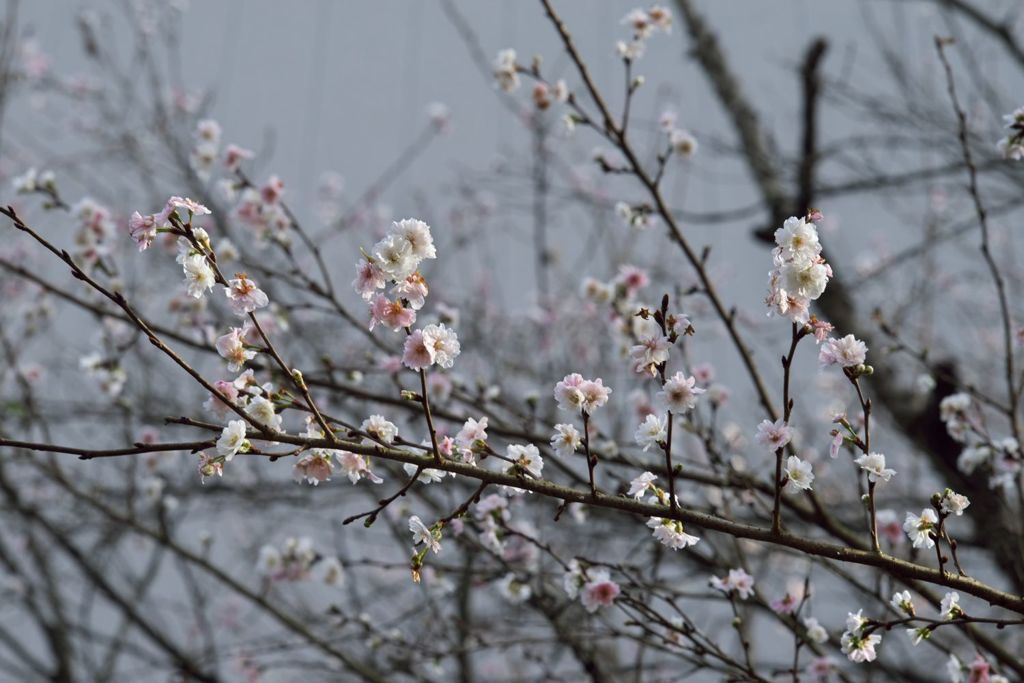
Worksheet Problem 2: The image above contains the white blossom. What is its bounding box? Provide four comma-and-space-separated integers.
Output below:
634, 414, 667, 451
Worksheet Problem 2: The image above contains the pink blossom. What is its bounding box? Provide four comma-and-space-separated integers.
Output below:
755, 419, 793, 451
402, 329, 434, 369
580, 570, 621, 612
378, 355, 403, 374
353, 258, 386, 301
204, 380, 239, 418
224, 274, 269, 316
710, 568, 755, 599
197, 452, 223, 482
629, 335, 670, 376
166, 196, 211, 217
260, 175, 284, 205
456, 417, 488, 448
806, 656, 835, 682
829, 431, 843, 458
532, 82, 551, 110
967, 655, 991, 683
876, 509, 904, 546
369, 294, 416, 332
128, 211, 159, 251
771, 592, 799, 615
809, 318, 833, 343
615, 264, 649, 295
580, 378, 612, 413
819, 334, 868, 368
554, 373, 587, 412
692, 362, 715, 384
658, 372, 703, 413
392, 272, 429, 310
223, 144, 254, 172
293, 452, 333, 485
215, 327, 257, 372
335, 451, 383, 484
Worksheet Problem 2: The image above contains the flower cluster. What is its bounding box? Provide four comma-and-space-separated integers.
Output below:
403, 323, 460, 370
628, 473, 700, 550
617, 5, 673, 61
256, 536, 315, 581
255, 537, 342, 587
79, 352, 127, 398
659, 110, 698, 159
130, 195, 210, 252
354, 221, 444, 333
840, 610, 882, 663
554, 373, 612, 415
230, 175, 292, 245
941, 394, 1022, 492
70, 197, 116, 269
709, 568, 755, 599
190, 119, 222, 181
766, 215, 832, 323
12, 167, 56, 197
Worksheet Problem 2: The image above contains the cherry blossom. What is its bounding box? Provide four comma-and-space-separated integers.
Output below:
803, 617, 828, 644
335, 451, 383, 485
369, 294, 416, 332
241, 395, 279, 431
505, 444, 543, 479
819, 334, 868, 369
939, 488, 970, 516
710, 568, 755, 599
224, 274, 269, 316
783, 455, 814, 493
493, 49, 519, 93
657, 372, 704, 413
891, 590, 915, 616
215, 327, 257, 372
580, 569, 621, 613
628, 472, 658, 499
128, 211, 159, 251
352, 258, 387, 300
550, 423, 581, 457
634, 414, 667, 451
766, 216, 832, 323
855, 452, 896, 483
293, 451, 333, 485
646, 517, 699, 550
940, 591, 965, 620
755, 418, 793, 451
223, 143, 254, 171
456, 417, 488, 449
903, 508, 939, 549
630, 334, 670, 376
182, 254, 216, 299
840, 610, 882, 663
409, 516, 441, 554
362, 415, 398, 444
216, 420, 248, 461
